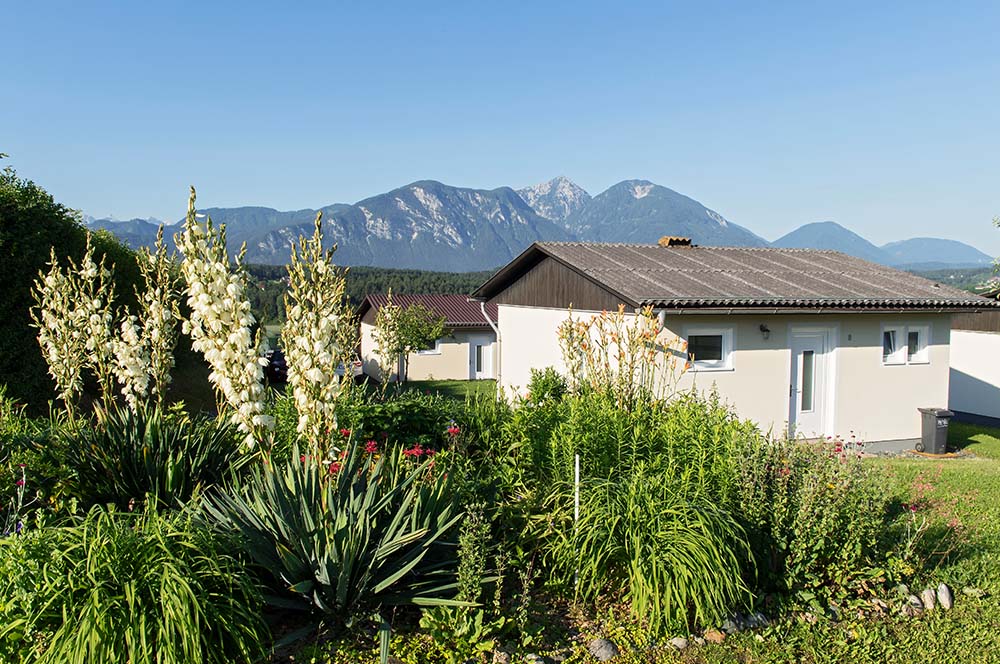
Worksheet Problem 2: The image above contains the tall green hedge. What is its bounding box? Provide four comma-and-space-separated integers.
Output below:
0, 163, 142, 412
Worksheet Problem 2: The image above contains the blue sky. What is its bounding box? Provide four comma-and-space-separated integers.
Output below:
4, 1, 999, 253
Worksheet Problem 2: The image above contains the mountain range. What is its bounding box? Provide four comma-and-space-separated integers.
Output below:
86, 177, 993, 272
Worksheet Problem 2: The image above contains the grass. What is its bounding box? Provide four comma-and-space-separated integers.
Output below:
400, 379, 496, 400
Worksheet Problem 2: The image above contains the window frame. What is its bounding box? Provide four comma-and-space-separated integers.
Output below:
881, 322, 931, 366
684, 326, 735, 372
414, 339, 443, 356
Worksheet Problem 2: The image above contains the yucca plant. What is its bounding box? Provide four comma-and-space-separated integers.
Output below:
202, 442, 465, 626
0, 505, 268, 664
59, 404, 247, 510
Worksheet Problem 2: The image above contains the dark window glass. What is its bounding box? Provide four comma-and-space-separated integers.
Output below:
688, 335, 723, 362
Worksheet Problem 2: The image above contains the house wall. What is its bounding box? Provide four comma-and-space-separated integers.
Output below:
359, 321, 496, 381
497, 304, 951, 442
949, 329, 1000, 418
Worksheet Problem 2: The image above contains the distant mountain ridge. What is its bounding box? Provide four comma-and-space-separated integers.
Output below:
87, 177, 993, 271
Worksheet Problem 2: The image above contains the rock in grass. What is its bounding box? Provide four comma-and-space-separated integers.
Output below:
895, 583, 910, 597
492, 651, 511, 664
693, 636, 706, 646
921, 588, 937, 611
587, 638, 619, 662
720, 616, 742, 634
962, 587, 986, 598
903, 595, 924, 617
704, 629, 726, 644
668, 637, 689, 651
937, 583, 954, 610
524, 654, 546, 664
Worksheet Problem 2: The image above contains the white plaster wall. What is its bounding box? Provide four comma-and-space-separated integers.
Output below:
950, 330, 1000, 418
498, 305, 952, 442
359, 322, 496, 382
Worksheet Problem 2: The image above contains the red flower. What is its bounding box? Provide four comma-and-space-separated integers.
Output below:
425, 448, 437, 457
328, 462, 342, 474
14, 479, 25, 487
339, 428, 351, 438
365, 440, 378, 454
338, 449, 348, 459
446, 425, 460, 437
403, 445, 424, 458
300, 455, 307, 463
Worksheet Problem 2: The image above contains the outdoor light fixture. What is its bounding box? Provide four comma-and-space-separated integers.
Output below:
759, 324, 770, 340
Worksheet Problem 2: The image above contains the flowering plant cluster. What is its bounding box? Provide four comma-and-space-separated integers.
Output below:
111, 315, 150, 412
282, 213, 353, 452
136, 225, 179, 407
371, 289, 402, 389
31, 233, 117, 416
175, 187, 272, 448
557, 304, 688, 405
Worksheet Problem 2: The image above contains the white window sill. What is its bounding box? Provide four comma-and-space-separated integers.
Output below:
689, 365, 734, 373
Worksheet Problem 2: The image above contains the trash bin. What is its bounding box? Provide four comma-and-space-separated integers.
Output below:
916, 407, 953, 454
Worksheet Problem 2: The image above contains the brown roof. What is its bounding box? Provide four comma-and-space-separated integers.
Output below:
358, 293, 498, 327
472, 242, 1000, 311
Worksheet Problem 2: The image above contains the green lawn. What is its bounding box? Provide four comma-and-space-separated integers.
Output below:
398, 379, 496, 400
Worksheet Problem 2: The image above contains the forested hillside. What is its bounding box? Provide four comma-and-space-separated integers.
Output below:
246, 264, 495, 324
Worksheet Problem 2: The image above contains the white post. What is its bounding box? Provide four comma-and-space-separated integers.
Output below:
574, 453, 580, 589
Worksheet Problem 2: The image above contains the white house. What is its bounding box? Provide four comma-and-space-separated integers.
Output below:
470, 240, 999, 444
949, 293, 1000, 423
358, 294, 497, 382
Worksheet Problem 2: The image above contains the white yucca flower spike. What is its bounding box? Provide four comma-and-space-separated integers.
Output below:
30, 233, 119, 417
175, 186, 272, 449
112, 315, 150, 412
282, 212, 354, 453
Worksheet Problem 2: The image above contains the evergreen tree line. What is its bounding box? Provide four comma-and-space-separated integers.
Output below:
246, 264, 496, 324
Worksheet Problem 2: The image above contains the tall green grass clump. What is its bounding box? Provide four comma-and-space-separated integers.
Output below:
0, 506, 268, 664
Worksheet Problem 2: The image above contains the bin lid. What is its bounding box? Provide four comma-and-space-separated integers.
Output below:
918, 407, 954, 417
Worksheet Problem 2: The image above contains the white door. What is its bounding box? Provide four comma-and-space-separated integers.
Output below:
469, 336, 493, 380
789, 329, 832, 438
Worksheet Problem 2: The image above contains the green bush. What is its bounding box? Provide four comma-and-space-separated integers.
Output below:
0, 506, 268, 664
203, 442, 464, 625
57, 405, 248, 510
736, 436, 890, 608
270, 388, 462, 459
532, 461, 752, 633
525, 367, 567, 405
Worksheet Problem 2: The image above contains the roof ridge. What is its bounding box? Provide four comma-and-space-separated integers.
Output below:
536, 241, 844, 254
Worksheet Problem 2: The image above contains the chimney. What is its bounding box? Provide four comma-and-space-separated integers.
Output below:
658, 236, 692, 247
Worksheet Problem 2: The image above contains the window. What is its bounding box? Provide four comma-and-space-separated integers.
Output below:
907, 325, 930, 364
685, 327, 734, 371
415, 340, 442, 356
800, 350, 815, 412
882, 323, 930, 365
882, 327, 905, 365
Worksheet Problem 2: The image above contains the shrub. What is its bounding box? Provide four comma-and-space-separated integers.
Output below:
0, 506, 268, 664
532, 462, 752, 634
57, 405, 248, 510
336, 389, 462, 452
736, 436, 891, 607
526, 367, 567, 405
203, 442, 464, 625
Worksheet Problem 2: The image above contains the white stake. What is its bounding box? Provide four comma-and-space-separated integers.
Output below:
574, 453, 580, 589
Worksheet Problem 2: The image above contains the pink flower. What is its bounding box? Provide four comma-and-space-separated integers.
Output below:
365, 440, 378, 454
14, 479, 25, 487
